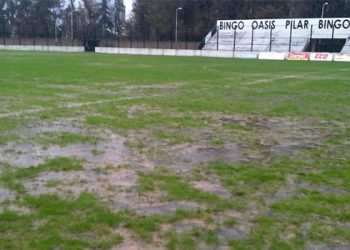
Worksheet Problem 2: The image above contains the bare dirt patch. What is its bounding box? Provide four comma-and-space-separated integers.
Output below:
0, 187, 15, 203
113, 228, 166, 250
191, 180, 231, 199
134, 201, 204, 215
218, 114, 329, 155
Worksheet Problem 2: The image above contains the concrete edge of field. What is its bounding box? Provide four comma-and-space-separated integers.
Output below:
1, 45, 349, 62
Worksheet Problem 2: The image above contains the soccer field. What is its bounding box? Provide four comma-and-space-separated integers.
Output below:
0, 51, 349, 249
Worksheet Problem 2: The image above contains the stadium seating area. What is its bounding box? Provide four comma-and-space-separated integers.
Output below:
203, 20, 350, 53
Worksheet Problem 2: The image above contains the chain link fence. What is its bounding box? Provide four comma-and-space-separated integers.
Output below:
0, 19, 204, 50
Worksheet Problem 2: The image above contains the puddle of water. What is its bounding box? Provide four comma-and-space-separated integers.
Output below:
0, 142, 45, 167
216, 227, 248, 241
171, 144, 243, 169
0, 128, 131, 168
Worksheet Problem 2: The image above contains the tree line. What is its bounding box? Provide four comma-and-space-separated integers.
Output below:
0, 0, 349, 47
0, 0, 124, 49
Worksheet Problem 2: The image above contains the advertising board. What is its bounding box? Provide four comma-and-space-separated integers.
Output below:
310, 53, 333, 61
258, 52, 285, 60
334, 53, 350, 62
287, 52, 310, 60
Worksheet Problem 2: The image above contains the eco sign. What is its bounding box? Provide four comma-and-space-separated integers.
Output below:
310, 53, 333, 61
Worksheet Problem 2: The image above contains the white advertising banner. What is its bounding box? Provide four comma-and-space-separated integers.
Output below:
310, 53, 333, 61
334, 53, 350, 62
258, 52, 285, 60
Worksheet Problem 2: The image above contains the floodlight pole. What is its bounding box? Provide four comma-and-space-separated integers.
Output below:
320, 2, 328, 52
175, 7, 182, 43
321, 2, 328, 18
55, 20, 57, 45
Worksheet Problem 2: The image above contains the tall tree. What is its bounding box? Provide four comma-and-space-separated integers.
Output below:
98, 0, 113, 33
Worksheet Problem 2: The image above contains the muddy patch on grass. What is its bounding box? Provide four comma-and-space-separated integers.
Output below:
166, 219, 209, 234
23, 170, 92, 197
24, 167, 141, 208
162, 143, 244, 171
216, 227, 249, 241
306, 242, 350, 250
176, 144, 242, 164
134, 201, 204, 215
218, 114, 329, 156
0, 120, 131, 168
0, 137, 130, 168
0, 142, 44, 167
19, 120, 86, 137
113, 228, 165, 250
0, 187, 15, 203
124, 82, 184, 91
108, 168, 137, 188
191, 181, 231, 199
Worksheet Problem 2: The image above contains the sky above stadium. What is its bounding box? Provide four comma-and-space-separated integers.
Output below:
124, 0, 133, 19
66, 0, 134, 19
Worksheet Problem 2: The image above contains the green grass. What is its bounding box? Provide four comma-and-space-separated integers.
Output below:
210, 160, 288, 197
0, 51, 350, 249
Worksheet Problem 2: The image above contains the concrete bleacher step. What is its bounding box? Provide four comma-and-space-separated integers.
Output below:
341, 40, 350, 53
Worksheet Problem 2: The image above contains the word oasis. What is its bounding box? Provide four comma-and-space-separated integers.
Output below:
219, 18, 350, 32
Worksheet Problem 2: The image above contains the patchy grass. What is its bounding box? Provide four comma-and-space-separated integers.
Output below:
138, 167, 219, 203
34, 132, 99, 147
0, 157, 83, 192
210, 160, 288, 197
0, 193, 123, 250
165, 228, 219, 250
1, 51, 350, 249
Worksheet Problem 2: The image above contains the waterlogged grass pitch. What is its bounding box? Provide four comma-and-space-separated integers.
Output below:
0, 51, 350, 249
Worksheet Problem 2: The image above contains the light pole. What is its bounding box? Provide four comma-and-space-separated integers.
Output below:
175, 7, 182, 43
321, 2, 328, 18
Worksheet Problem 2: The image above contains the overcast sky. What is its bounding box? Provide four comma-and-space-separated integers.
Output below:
124, 0, 133, 19
67, 0, 134, 19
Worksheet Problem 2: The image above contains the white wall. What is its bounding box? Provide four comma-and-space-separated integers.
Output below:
0, 45, 84, 52
95, 47, 236, 58
96, 47, 350, 62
